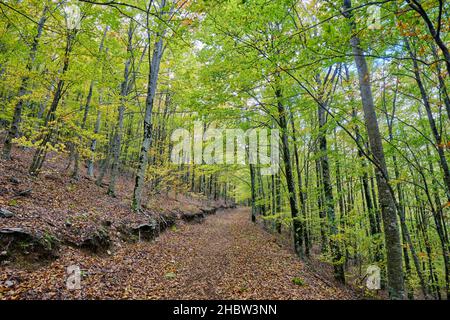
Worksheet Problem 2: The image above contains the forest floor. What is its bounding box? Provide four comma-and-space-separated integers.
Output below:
0, 148, 357, 300
1, 208, 356, 299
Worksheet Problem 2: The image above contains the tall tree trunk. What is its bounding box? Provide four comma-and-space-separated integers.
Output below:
87, 109, 101, 177
317, 96, 345, 283
96, 125, 114, 186
290, 113, 310, 256
29, 30, 76, 176
132, 29, 164, 211
344, 0, 405, 299
315, 157, 327, 253
431, 45, 450, 121
73, 26, 108, 179
274, 171, 282, 233
249, 163, 257, 223
423, 143, 450, 299
383, 87, 429, 298
406, 0, 450, 76
275, 81, 304, 258
2, 6, 48, 159
108, 22, 133, 196
405, 38, 450, 201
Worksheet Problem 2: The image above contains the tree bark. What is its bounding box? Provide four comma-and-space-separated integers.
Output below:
87, 109, 101, 177
405, 38, 450, 201
29, 30, 76, 176
249, 163, 257, 223
132, 33, 164, 211
108, 22, 133, 196
2, 6, 48, 159
344, 0, 405, 299
317, 94, 345, 283
406, 0, 450, 76
275, 81, 304, 258
290, 113, 310, 256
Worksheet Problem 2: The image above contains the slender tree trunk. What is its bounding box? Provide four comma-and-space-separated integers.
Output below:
2, 6, 48, 159
416, 197, 441, 299
72, 81, 93, 180
406, 0, 450, 76
275, 81, 304, 258
383, 91, 429, 298
108, 22, 133, 196
87, 109, 101, 177
431, 45, 450, 121
74, 26, 108, 178
344, 0, 405, 299
256, 166, 266, 215
290, 113, 310, 256
96, 125, 114, 187
29, 30, 75, 176
249, 163, 257, 223
317, 96, 345, 283
405, 38, 450, 201
423, 144, 450, 299
132, 31, 164, 211
275, 171, 282, 233
315, 157, 327, 253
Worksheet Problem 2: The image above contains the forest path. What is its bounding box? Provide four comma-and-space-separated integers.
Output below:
121, 207, 354, 299
4, 207, 354, 299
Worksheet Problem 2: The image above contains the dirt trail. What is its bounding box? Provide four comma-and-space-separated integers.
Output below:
1, 207, 354, 299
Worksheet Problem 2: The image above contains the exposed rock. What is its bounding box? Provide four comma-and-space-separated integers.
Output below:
201, 207, 217, 215
79, 227, 111, 253
101, 220, 113, 227
181, 212, 205, 224
116, 225, 137, 242
15, 188, 32, 197
227, 202, 237, 209
4, 280, 15, 288
1, 227, 30, 238
121, 212, 179, 243
0, 228, 59, 262
133, 223, 157, 241
158, 212, 177, 232
0, 208, 14, 218
216, 202, 236, 210
9, 177, 20, 184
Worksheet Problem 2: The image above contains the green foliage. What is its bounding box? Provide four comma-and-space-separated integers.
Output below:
292, 277, 305, 286
0, 0, 449, 299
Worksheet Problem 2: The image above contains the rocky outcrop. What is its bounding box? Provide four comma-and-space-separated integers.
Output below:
180, 203, 236, 224
79, 227, 111, 253
0, 208, 14, 218
0, 204, 234, 265
158, 212, 177, 231
132, 223, 157, 241
201, 207, 217, 215
181, 211, 206, 224
119, 212, 177, 243
0, 227, 59, 263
